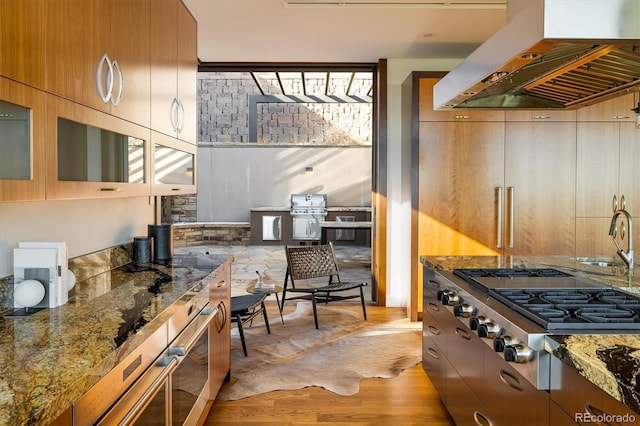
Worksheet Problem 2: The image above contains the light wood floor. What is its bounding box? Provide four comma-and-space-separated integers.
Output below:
203, 305, 455, 425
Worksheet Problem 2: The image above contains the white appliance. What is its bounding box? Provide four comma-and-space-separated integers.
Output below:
14, 241, 69, 310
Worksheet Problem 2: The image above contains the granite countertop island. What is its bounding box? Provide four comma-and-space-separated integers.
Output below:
0, 249, 232, 426
421, 254, 640, 415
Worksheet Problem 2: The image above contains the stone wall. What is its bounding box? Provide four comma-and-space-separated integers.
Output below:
197, 72, 372, 145
162, 195, 197, 223
172, 223, 251, 247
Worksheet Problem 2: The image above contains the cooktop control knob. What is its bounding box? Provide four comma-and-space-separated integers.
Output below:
437, 289, 453, 302
441, 292, 460, 306
504, 343, 534, 363
469, 315, 488, 331
493, 335, 519, 352
477, 321, 502, 338
453, 303, 474, 317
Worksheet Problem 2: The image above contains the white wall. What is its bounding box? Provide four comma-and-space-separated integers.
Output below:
385, 59, 462, 307
0, 198, 154, 277
197, 144, 372, 221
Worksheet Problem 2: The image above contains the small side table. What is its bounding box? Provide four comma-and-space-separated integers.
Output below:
247, 281, 285, 324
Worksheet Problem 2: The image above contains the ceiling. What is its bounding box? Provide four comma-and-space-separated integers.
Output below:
182, 0, 508, 64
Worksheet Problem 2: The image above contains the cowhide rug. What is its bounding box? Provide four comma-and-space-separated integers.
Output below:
218, 302, 422, 400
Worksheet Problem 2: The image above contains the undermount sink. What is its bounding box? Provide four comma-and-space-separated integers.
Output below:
574, 257, 625, 268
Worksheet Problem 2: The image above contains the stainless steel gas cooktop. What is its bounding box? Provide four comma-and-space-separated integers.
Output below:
453, 267, 640, 331
453, 267, 607, 291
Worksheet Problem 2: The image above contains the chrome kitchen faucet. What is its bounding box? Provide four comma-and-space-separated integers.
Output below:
609, 204, 634, 270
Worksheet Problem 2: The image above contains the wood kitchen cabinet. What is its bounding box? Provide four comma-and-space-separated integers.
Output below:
151, 0, 198, 144
415, 79, 576, 257
209, 261, 231, 397
0, 0, 46, 88
407, 73, 576, 319
45, 94, 151, 200
504, 120, 576, 255
418, 77, 505, 122
575, 94, 640, 256
418, 120, 505, 256
151, 131, 197, 196
45, 0, 151, 127
576, 92, 637, 122
0, 77, 46, 202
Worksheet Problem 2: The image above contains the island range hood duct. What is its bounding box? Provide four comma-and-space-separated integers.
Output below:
434, 0, 640, 110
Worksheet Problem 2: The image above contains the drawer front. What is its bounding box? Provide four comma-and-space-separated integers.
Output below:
551, 357, 638, 425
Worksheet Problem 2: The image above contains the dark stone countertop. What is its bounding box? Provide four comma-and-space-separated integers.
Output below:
0, 253, 232, 426
420, 254, 640, 414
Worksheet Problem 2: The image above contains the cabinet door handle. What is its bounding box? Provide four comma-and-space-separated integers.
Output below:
427, 302, 440, 312
170, 98, 180, 132
99, 187, 122, 192
177, 100, 185, 133
455, 327, 471, 340
585, 403, 614, 420
473, 411, 493, 426
112, 356, 178, 426
507, 186, 515, 248
427, 279, 440, 289
110, 60, 124, 107
428, 325, 440, 336
613, 194, 618, 213
496, 187, 503, 249
96, 53, 114, 103
499, 369, 524, 392
427, 347, 440, 359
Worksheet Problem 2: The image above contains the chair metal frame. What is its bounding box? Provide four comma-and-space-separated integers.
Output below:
281, 242, 368, 329
230, 293, 271, 356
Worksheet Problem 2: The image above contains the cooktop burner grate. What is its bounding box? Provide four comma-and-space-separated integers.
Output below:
454, 268, 572, 279
491, 288, 640, 330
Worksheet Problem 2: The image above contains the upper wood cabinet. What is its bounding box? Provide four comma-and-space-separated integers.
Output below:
576, 92, 637, 122
0, 0, 46, 88
45, 94, 151, 200
418, 78, 505, 122
45, 0, 151, 127
151, 0, 198, 144
151, 131, 196, 196
0, 77, 46, 202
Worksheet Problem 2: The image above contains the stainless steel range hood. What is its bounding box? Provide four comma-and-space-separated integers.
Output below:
434, 0, 640, 110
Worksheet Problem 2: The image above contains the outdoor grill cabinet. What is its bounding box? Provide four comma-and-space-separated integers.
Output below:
250, 207, 371, 246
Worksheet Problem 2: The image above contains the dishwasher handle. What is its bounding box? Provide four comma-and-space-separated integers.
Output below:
169, 305, 218, 357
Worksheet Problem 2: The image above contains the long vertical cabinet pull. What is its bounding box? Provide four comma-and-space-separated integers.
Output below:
507, 186, 515, 248
96, 53, 114, 103
496, 187, 503, 249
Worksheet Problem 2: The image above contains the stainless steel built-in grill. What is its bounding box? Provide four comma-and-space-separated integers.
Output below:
290, 194, 327, 241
